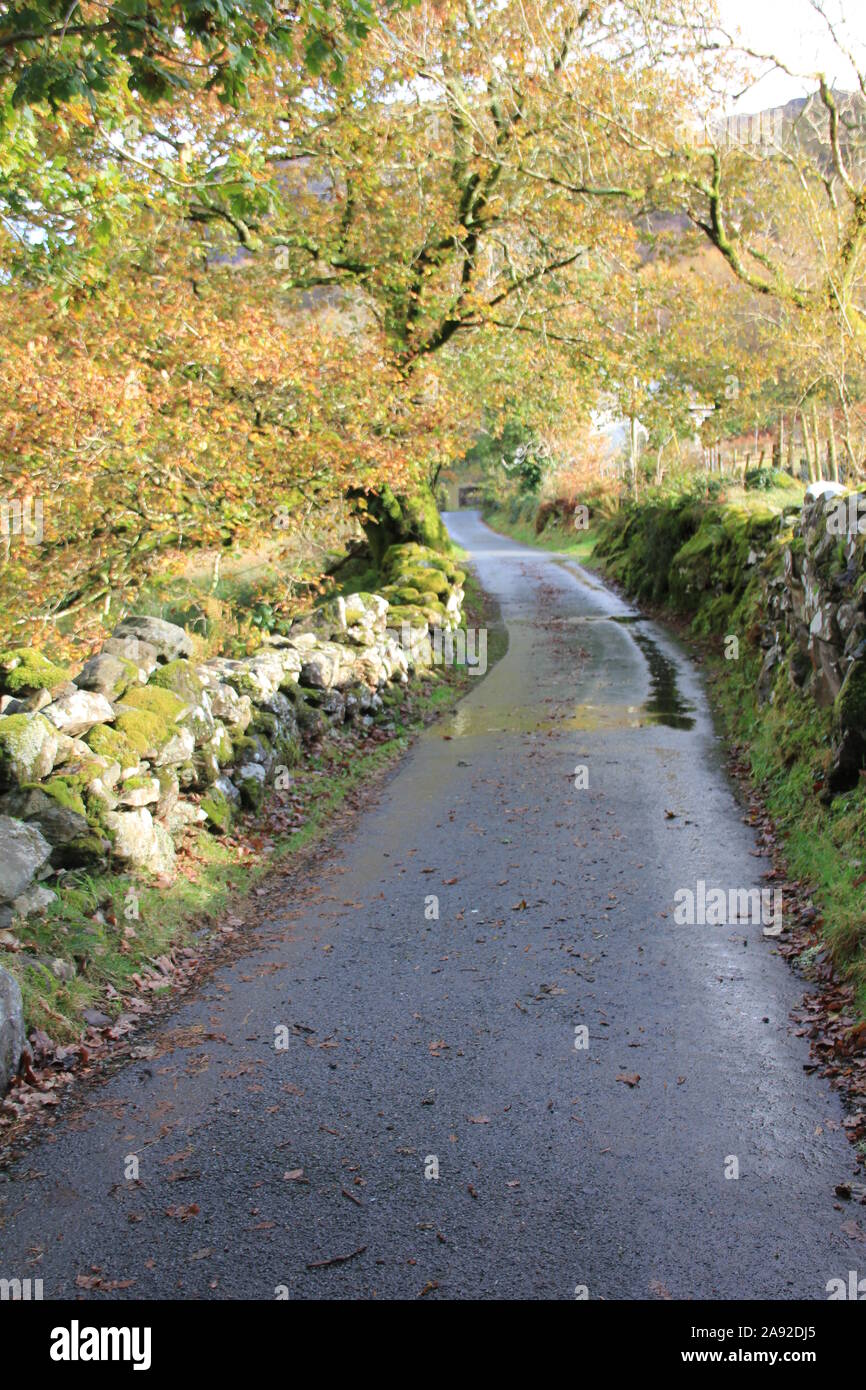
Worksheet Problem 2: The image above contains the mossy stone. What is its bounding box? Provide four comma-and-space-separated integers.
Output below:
150, 659, 204, 707
84, 723, 140, 771
26, 776, 87, 819
250, 711, 280, 740
211, 725, 233, 765
402, 568, 449, 596
121, 685, 187, 723
0, 648, 70, 696
239, 775, 266, 812
113, 708, 172, 757
60, 832, 110, 866
382, 584, 422, 604
836, 659, 866, 732
201, 787, 235, 832
0, 712, 58, 785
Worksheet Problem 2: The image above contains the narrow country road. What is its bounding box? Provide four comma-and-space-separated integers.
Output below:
0, 511, 858, 1300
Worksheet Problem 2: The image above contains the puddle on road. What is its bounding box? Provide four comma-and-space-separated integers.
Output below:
436, 616, 695, 738
437, 702, 688, 738
629, 629, 695, 730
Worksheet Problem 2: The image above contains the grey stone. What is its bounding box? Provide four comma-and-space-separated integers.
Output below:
0, 965, 24, 1094
104, 809, 176, 876
74, 652, 139, 700
237, 763, 266, 786
2, 689, 54, 715
164, 800, 207, 835
12, 884, 56, 917
204, 680, 252, 732
102, 635, 159, 678
0, 816, 52, 903
111, 616, 192, 663
0, 786, 88, 847
43, 689, 115, 737
154, 727, 195, 767
118, 777, 160, 808
214, 774, 240, 803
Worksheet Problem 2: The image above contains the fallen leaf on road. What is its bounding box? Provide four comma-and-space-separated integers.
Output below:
306, 1246, 367, 1270
616, 1073, 640, 1088
166, 1203, 199, 1221
650, 1279, 672, 1299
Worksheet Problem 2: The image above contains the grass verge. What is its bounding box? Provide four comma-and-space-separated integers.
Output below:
484, 501, 866, 1018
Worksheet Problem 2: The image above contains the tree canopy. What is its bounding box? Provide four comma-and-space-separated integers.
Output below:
2, 0, 866, 647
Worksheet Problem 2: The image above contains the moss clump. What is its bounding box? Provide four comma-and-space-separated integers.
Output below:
120, 685, 187, 723
84, 723, 140, 771
0, 648, 70, 696
25, 776, 87, 819
234, 732, 272, 761
402, 567, 449, 596
382, 584, 422, 604
273, 731, 301, 768
149, 659, 204, 706
200, 787, 235, 832
837, 660, 866, 732
63, 832, 109, 863
249, 711, 281, 741
113, 708, 172, 757
386, 604, 432, 630
382, 542, 456, 581
121, 774, 154, 793
239, 774, 266, 812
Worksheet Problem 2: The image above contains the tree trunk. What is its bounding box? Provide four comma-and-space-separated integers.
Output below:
628, 415, 639, 500
827, 413, 840, 483
811, 399, 823, 481
799, 408, 817, 483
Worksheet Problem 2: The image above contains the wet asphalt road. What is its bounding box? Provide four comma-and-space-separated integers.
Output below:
0, 510, 860, 1301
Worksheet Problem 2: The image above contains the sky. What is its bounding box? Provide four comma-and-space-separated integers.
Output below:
717, 0, 866, 111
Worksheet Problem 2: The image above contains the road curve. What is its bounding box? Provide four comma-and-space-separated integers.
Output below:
0, 510, 858, 1301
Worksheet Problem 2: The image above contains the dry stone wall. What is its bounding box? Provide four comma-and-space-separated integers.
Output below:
0, 542, 466, 1089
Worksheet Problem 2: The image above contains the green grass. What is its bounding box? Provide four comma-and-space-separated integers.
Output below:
482, 508, 599, 564
710, 647, 866, 1011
